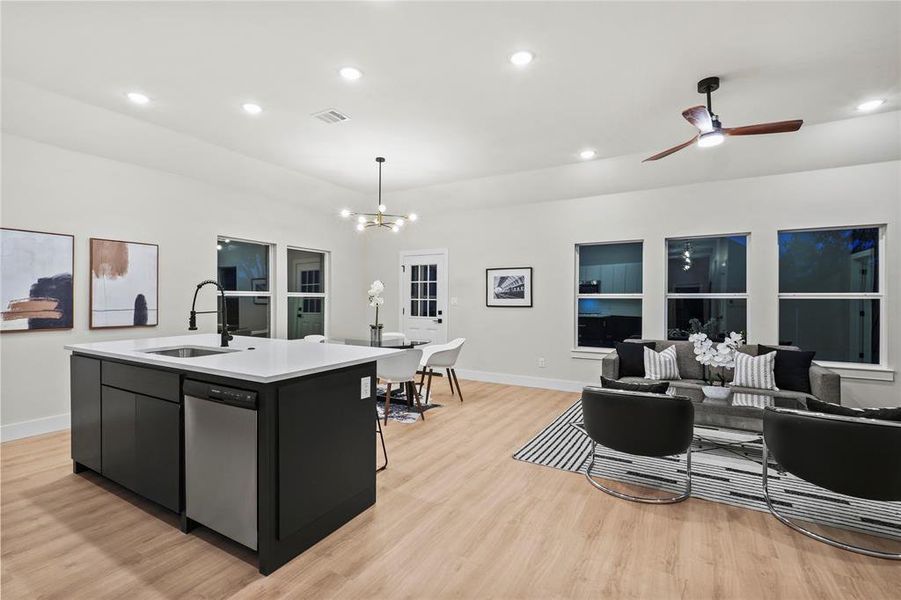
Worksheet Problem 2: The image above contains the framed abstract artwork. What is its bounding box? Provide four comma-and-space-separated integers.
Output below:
1, 228, 75, 332
486, 267, 533, 307
90, 237, 159, 328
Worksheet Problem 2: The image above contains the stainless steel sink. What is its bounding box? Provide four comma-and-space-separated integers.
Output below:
142, 346, 241, 358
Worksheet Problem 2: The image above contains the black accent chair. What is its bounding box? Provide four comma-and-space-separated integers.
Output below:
762, 406, 901, 560
578, 387, 694, 504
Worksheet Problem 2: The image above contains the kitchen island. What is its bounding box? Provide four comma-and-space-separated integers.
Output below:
66, 334, 401, 575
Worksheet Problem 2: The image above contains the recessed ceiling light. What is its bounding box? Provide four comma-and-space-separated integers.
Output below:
242, 103, 262, 115
579, 149, 597, 160
856, 99, 885, 112
510, 51, 534, 67
126, 92, 150, 105
339, 67, 363, 81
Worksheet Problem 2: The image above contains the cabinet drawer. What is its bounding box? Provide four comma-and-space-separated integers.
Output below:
102, 361, 180, 403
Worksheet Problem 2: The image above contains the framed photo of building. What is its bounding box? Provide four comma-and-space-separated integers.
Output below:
486, 267, 533, 307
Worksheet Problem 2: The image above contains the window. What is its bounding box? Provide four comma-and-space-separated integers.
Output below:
666, 235, 748, 341
409, 264, 437, 317
287, 248, 328, 339
216, 238, 272, 337
575, 242, 642, 348
778, 227, 883, 365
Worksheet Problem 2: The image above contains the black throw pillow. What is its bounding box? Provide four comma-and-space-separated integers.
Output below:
614, 342, 655, 378
601, 376, 670, 395
807, 398, 901, 422
759, 344, 816, 394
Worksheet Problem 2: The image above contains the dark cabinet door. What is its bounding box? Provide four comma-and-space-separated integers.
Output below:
101, 386, 137, 491
135, 395, 181, 512
71, 356, 102, 472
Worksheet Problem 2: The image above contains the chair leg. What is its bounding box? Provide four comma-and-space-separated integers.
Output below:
405, 381, 412, 407
446, 368, 455, 395
583, 440, 692, 504
383, 382, 392, 425
376, 409, 388, 472
418, 368, 426, 394
410, 381, 426, 421
761, 444, 901, 560
451, 368, 463, 402
424, 369, 434, 407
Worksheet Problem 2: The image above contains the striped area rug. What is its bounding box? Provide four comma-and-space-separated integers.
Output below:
514, 400, 901, 540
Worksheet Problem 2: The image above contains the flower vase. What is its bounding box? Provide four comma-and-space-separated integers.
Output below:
370, 324, 383, 345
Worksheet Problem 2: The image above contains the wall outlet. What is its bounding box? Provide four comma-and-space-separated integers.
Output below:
360, 377, 371, 399
538, 357, 546, 368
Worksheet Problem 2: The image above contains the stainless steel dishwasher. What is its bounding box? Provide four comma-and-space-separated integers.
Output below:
183, 380, 258, 550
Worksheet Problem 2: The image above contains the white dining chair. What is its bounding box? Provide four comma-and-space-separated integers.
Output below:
377, 348, 425, 425
419, 338, 466, 403
303, 334, 327, 343
381, 331, 407, 343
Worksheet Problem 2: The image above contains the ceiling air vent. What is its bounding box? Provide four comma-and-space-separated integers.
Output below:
312, 108, 350, 124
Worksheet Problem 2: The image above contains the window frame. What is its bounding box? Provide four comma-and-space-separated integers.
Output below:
286, 246, 330, 339
573, 240, 644, 352
777, 224, 886, 368
664, 232, 750, 341
216, 236, 275, 338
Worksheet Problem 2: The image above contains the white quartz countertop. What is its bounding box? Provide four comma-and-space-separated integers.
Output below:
65, 334, 403, 384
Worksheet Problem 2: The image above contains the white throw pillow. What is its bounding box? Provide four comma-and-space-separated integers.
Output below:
644, 345, 681, 381
731, 351, 779, 391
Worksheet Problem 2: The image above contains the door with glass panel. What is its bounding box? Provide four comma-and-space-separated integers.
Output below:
400, 251, 448, 344
287, 248, 327, 339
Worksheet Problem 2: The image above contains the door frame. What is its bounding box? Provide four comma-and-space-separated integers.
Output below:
398, 248, 449, 340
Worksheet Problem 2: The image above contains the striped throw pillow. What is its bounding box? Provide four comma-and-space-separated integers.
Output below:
644, 345, 681, 381
731, 351, 779, 391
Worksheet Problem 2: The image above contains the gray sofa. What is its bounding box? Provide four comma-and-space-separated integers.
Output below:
601, 339, 841, 405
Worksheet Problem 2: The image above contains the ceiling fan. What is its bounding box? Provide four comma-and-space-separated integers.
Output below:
643, 77, 803, 162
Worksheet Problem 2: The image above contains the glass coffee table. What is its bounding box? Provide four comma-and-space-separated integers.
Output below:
667, 387, 809, 464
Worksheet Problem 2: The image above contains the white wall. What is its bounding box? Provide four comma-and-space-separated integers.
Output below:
363, 160, 901, 408
0, 134, 367, 439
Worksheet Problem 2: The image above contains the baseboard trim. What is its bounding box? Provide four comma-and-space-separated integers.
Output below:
1, 413, 70, 443
453, 369, 585, 393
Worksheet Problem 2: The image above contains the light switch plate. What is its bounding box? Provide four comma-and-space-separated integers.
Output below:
360, 377, 371, 399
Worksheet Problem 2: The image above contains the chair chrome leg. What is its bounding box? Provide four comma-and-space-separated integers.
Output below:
376, 410, 388, 472
584, 441, 692, 504
762, 444, 901, 560
451, 368, 463, 402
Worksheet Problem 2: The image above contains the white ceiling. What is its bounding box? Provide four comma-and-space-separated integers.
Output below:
2, 1, 899, 194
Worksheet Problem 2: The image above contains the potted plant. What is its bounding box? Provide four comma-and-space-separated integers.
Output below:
688, 331, 744, 399
368, 280, 385, 343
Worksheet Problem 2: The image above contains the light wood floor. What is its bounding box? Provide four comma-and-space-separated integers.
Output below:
2, 380, 899, 599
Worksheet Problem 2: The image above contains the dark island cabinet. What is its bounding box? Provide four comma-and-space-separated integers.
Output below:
71, 356, 102, 472
71, 355, 182, 513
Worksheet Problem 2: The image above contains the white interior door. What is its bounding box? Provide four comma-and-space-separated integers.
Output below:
400, 250, 448, 344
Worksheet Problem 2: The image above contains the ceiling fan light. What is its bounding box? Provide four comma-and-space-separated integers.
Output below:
357, 215, 367, 224
356, 223, 365, 232
391, 225, 400, 233
396, 218, 404, 227
340, 209, 351, 218
408, 213, 418, 222
378, 204, 387, 213
697, 131, 725, 148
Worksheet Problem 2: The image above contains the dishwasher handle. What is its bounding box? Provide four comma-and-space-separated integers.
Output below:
183, 379, 258, 410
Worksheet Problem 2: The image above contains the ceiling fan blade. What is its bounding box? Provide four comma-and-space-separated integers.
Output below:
643, 136, 698, 162
682, 106, 713, 133
723, 119, 803, 136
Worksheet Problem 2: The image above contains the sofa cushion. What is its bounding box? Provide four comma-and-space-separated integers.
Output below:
626, 340, 705, 380
732, 351, 778, 390
644, 345, 681, 380
738, 343, 800, 357
759, 344, 816, 394
600, 376, 670, 394
616, 341, 655, 377
807, 398, 901, 421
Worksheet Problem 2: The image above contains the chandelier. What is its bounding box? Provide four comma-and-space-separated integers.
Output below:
340, 157, 417, 233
